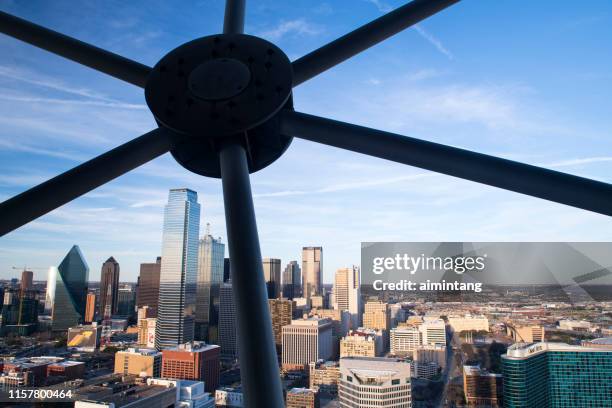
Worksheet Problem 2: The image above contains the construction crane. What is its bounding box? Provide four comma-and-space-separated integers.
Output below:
11, 266, 47, 271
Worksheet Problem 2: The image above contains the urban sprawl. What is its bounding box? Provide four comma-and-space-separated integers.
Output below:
1, 188, 611, 407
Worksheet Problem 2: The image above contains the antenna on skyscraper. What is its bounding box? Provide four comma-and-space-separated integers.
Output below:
206, 222, 211, 237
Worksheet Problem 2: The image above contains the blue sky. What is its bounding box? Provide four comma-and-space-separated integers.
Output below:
1, 0, 611, 283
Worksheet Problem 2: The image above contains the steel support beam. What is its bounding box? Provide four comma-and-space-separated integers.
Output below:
0, 10, 151, 87
0, 129, 172, 236
280, 110, 612, 217
218, 142, 285, 408
223, 0, 246, 34
292, 0, 459, 86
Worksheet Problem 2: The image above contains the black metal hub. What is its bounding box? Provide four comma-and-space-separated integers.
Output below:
145, 34, 294, 177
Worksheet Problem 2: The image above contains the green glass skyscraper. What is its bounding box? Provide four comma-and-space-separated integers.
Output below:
51, 245, 89, 331
502, 342, 612, 408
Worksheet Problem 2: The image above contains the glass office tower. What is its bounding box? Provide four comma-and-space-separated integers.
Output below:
155, 188, 201, 349
51, 245, 89, 331
99, 256, 120, 319
262, 258, 281, 299
502, 342, 612, 408
282, 260, 301, 300
195, 233, 225, 342
302, 246, 322, 302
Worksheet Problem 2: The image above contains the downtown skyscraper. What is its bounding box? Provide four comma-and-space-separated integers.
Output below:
219, 281, 238, 359
262, 258, 281, 299
155, 188, 201, 350
51, 245, 89, 331
195, 232, 225, 342
333, 266, 361, 329
302, 247, 322, 302
20, 270, 33, 291
282, 260, 301, 300
99, 256, 120, 319
136, 256, 161, 316
502, 342, 612, 407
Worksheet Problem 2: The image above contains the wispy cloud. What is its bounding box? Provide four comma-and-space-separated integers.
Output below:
362, 1, 454, 60
0, 138, 86, 161
365, 0, 393, 13
314, 3, 334, 16
258, 19, 322, 41
316, 81, 523, 132
0, 94, 146, 110
413, 25, 453, 60
0, 172, 50, 187
547, 157, 612, 168
254, 173, 432, 198
0, 65, 115, 101
407, 68, 444, 81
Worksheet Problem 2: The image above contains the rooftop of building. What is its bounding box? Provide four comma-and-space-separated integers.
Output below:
216, 386, 242, 393
289, 317, 331, 326
463, 364, 502, 377
311, 360, 339, 368
587, 337, 612, 345
343, 331, 377, 341
504, 341, 612, 359
119, 348, 162, 356
288, 387, 316, 395
79, 383, 174, 407
341, 356, 409, 364
163, 341, 220, 353
3, 356, 65, 368
392, 324, 421, 331
415, 344, 447, 351
48, 360, 85, 367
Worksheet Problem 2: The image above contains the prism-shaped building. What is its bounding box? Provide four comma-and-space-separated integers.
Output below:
52, 245, 89, 331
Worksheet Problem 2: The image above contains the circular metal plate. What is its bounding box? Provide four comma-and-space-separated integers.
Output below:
188, 58, 251, 101
145, 34, 293, 139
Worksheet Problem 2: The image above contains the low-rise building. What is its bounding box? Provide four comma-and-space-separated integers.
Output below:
114, 348, 162, 377
147, 378, 215, 408
308, 360, 340, 396
448, 315, 489, 333
339, 357, 412, 407
506, 322, 544, 343
47, 360, 86, 380
215, 387, 243, 407
390, 325, 421, 355
282, 317, 333, 371
340, 329, 382, 357
463, 365, 502, 407
74, 376, 177, 408
137, 317, 156, 348
0, 356, 64, 386
286, 387, 319, 408
161, 342, 220, 393
581, 337, 612, 349
558, 319, 592, 331
68, 323, 103, 352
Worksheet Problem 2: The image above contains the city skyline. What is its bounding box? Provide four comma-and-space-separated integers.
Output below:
2, 1, 612, 282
